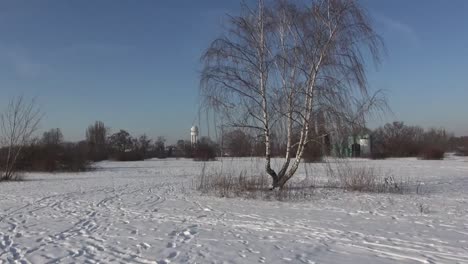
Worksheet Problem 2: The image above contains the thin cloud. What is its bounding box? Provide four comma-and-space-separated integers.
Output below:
10, 54, 42, 78
0, 48, 46, 78
53, 43, 131, 55
373, 13, 419, 47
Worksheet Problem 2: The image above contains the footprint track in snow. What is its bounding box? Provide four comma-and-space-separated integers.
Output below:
169, 225, 199, 245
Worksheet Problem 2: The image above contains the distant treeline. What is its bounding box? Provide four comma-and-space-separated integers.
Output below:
370, 122, 466, 160
220, 121, 468, 161
0, 121, 219, 173
1, 120, 467, 174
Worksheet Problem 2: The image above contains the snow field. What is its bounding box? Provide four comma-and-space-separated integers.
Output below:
0, 156, 468, 263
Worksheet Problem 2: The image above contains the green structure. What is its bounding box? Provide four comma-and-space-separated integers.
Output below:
332, 134, 371, 158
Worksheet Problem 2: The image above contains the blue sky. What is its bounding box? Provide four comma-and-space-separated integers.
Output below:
0, 0, 467, 142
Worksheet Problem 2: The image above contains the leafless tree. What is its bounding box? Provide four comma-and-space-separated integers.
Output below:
86, 121, 108, 161
201, 0, 385, 188
136, 134, 152, 158
42, 128, 64, 146
1, 96, 41, 181
108, 130, 133, 154
86, 121, 107, 146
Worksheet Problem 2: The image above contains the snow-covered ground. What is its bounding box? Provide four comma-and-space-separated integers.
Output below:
1, 156, 468, 264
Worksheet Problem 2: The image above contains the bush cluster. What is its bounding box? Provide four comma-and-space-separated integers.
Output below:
325, 162, 410, 194
196, 163, 314, 201
419, 147, 445, 160
0, 129, 90, 173
0, 122, 214, 174
16, 142, 89, 172
302, 141, 323, 163
220, 129, 326, 161
193, 137, 219, 161
371, 122, 449, 160
449, 136, 468, 156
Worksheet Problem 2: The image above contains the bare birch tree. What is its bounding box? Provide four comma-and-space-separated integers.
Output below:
1, 96, 41, 181
201, 0, 385, 189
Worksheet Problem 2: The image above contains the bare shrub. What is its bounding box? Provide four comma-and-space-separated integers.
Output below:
325, 161, 409, 194
193, 137, 218, 162
13, 141, 90, 172
419, 147, 445, 160
196, 163, 314, 201
302, 142, 323, 163
0, 96, 41, 181
197, 165, 269, 198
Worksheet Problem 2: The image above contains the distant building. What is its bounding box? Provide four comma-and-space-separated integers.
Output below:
354, 134, 371, 157
331, 132, 372, 158
190, 126, 199, 146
